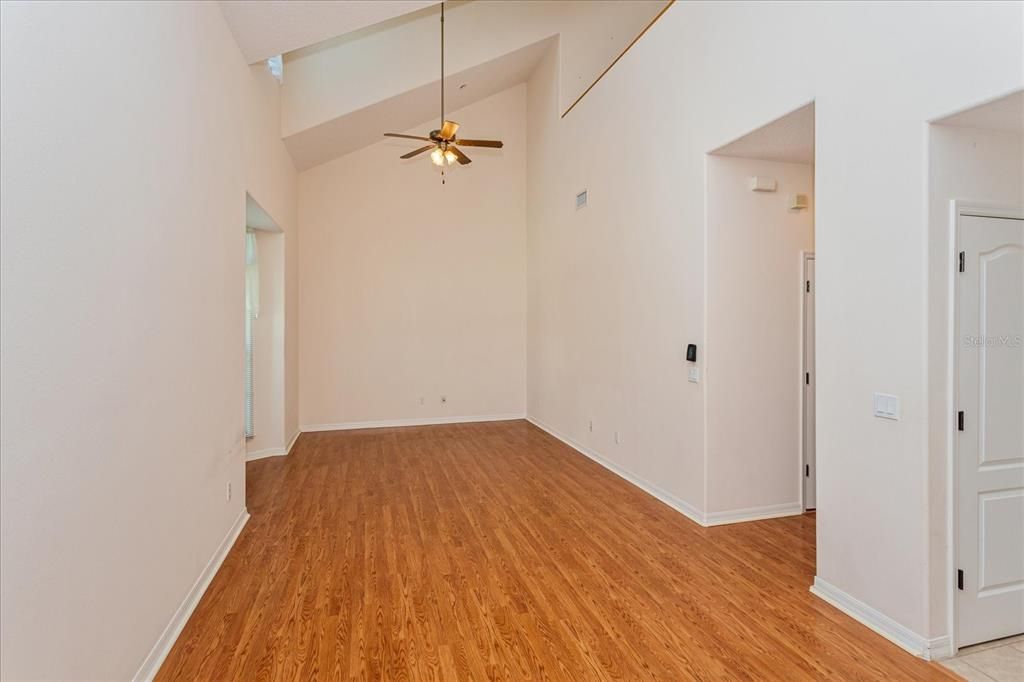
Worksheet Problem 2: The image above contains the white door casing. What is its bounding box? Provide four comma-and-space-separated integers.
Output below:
803, 254, 816, 511
956, 212, 1024, 648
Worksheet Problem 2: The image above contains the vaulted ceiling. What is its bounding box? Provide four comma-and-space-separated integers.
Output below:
219, 1, 439, 64
219, 1, 670, 170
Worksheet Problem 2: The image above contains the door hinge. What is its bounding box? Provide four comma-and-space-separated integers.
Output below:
958, 251, 965, 273
805, 372, 810, 385
805, 464, 810, 477
806, 280, 811, 293
958, 411, 964, 431
957, 569, 964, 591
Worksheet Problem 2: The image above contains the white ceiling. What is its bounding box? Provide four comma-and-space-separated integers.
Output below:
935, 90, 1023, 133
219, 1, 439, 64
712, 103, 816, 164
284, 37, 553, 171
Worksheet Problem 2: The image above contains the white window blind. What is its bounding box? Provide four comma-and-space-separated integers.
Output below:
244, 231, 260, 438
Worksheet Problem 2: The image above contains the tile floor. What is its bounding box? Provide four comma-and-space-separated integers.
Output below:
939, 635, 1024, 681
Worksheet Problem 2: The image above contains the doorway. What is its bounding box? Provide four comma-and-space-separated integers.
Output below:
954, 208, 1024, 648
703, 101, 816, 525
929, 90, 1023, 659
244, 193, 286, 460
803, 253, 816, 511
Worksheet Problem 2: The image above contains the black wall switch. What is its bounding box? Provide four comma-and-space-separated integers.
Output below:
686, 344, 697, 362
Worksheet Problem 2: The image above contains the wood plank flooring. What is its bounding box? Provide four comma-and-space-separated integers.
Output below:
156, 420, 956, 681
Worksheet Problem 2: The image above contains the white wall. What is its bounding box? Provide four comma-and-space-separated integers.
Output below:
526, 0, 1022, 648
298, 85, 527, 428
706, 157, 814, 515
527, 42, 706, 515
927, 122, 1023, 637
247, 229, 287, 455
0, 2, 297, 678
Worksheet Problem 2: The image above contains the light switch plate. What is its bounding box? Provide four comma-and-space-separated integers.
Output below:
873, 393, 900, 420
688, 368, 700, 383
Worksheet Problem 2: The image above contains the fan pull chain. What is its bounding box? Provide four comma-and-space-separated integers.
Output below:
440, 2, 444, 128
440, 1, 445, 187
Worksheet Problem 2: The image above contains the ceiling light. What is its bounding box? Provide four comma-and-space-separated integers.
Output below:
382, 2, 504, 183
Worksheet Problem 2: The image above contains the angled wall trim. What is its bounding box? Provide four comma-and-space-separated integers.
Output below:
133, 509, 250, 681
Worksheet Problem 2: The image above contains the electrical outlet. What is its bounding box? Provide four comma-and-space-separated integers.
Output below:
226, 481, 232, 501
440, 395, 447, 404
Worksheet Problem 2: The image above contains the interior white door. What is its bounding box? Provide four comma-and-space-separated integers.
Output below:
803, 255, 816, 511
957, 212, 1024, 648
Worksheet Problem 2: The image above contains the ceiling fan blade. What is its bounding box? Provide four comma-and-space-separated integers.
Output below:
384, 133, 432, 141
453, 139, 503, 148
439, 120, 460, 140
448, 145, 472, 165
400, 145, 435, 159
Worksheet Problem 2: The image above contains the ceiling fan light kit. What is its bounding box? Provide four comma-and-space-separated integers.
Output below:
383, 2, 503, 183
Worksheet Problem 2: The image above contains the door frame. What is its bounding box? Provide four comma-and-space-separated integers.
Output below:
800, 251, 815, 511
946, 200, 1024, 654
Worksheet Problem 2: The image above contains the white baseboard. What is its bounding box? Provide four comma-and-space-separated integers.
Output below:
527, 416, 807, 530
810, 576, 934, 659
927, 636, 953, 660
246, 447, 286, 461
526, 416, 706, 527
245, 430, 302, 461
134, 508, 250, 681
704, 501, 803, 526
300, 413, 526, 433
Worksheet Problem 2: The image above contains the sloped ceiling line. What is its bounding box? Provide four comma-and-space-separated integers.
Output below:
219, 0, 439, 64
222, 1, 673, 169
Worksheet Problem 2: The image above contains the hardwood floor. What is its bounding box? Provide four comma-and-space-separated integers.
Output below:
157, 420, 956, 681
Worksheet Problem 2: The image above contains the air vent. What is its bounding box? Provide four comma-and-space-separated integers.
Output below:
576, 189, 588, 210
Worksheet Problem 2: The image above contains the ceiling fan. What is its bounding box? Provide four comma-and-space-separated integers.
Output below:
383, 2, 503, 181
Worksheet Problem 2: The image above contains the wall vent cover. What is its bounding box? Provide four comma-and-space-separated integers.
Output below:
576, 189, 588, 209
